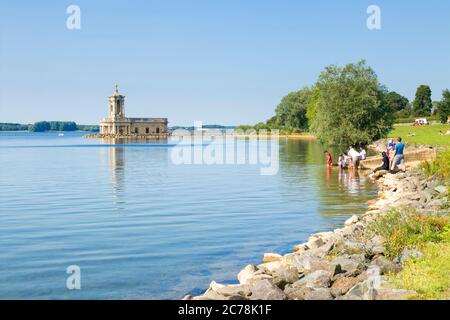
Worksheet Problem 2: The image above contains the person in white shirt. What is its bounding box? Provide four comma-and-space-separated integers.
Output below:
348, 146, 361, 169
359, 147, 366, 160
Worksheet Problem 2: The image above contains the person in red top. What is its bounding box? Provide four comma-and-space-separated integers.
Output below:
324, 151, 333, 167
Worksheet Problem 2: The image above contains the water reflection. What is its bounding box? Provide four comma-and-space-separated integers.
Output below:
103, 138, 170, 212
278, 139, 376, 220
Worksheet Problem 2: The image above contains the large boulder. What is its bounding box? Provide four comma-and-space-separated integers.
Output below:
345, 215, 360, 227
291, 254, 339, 276
370, 256, 402, 275
237, 265, 272, 285
271, 265, 299, 289
331, 277, 361, 295
249, 279, 288, 300
344, 279, 376, 300
237, 265, 257, 284
263, 253, 282, 263
292, 270, 331, 288
332, 255, 365, 276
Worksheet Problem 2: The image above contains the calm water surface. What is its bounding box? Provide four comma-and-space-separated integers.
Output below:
0, 132, 377, 299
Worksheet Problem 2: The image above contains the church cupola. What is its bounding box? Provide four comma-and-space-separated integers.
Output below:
108, 84, 125, 119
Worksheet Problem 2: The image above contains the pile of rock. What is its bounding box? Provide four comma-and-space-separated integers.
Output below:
184, 170, 448, 300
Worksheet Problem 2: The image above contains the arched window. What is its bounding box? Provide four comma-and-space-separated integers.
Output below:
135, 128, 138, 134
156, 127, 160, 134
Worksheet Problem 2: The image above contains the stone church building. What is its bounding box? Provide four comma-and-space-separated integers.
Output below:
99, 85, 168, 136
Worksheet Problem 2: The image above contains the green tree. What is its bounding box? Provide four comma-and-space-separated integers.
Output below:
309, 60, 393, 148
413, 85, 433, 116
275, 87, 312, 129
306, 87, 320, 129
436, 89, 450, 124
30, 121, 51, 132
385, 91, 410, 115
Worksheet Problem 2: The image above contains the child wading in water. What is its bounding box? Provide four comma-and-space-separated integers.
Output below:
324, 151, 333, 167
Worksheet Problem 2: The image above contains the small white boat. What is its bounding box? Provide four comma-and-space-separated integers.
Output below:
58, 133, 64, 136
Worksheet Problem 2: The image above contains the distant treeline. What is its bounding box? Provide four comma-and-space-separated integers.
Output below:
0, 121, 99, 132
0, 123, 30, 131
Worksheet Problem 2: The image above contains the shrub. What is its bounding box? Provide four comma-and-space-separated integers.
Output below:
365, 209, 449, 259
420, 149, 450, 182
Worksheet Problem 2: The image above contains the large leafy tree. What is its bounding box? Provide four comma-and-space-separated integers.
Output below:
412, 85, 433, 116
309, 60, 393, 148
385, 91, 410, 112
437, 89, 450, 124
275, 87, 312, 129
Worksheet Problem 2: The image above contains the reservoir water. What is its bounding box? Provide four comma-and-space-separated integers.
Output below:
0, 132, 377, 299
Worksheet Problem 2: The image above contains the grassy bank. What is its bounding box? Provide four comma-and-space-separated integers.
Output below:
388, 124, 450, 147
367, 149, 450, 300
368, 209, 450, 300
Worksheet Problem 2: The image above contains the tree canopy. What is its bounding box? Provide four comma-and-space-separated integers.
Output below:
437, 89, 450, 124
308, 60, 393, 148
30, 121, 78, 132
274, 87, 312, 130
413, 85, 433, 116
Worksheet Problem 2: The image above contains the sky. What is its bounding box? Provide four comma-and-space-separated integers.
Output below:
0, 0, 449, 126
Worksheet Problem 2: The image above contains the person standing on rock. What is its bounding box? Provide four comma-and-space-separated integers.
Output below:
390, 137, 405, 171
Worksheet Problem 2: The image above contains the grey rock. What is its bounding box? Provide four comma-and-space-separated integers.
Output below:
345, 279, 376, 300
374, 288, 418, 300
304, 287, 334, 300
331, 277, 361, 294
435, 185, 448, 194
203, 288, 229, 300
271, 265, 299, 289
250, 279, 288, 300
370, 245, 386, 255
370, 256, 402, 275
396, 249, 424, 264
293, 270, 331, 288
332, 256, 365, 276
215, 284, 252, 298
284, 285, 311, 300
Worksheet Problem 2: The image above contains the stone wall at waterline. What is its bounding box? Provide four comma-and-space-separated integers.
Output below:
184, 170, 448, 301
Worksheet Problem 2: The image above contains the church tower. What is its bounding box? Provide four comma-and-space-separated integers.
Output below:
108, 84, 125, 119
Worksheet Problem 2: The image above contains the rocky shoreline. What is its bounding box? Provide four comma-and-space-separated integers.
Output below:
183, 167, 448, 300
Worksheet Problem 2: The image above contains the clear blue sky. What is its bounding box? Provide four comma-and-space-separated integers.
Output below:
1, 0, 449, 126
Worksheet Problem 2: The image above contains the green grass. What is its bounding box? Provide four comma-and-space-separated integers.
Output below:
366, 209, 449, 259
365, 209, 450, 299
388, 227, 450, 300
388, 124, 450, 147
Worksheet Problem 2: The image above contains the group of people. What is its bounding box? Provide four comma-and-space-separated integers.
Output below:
324, 145, 367, 170
372, 137, 405, 174
324, 137, 405, 175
